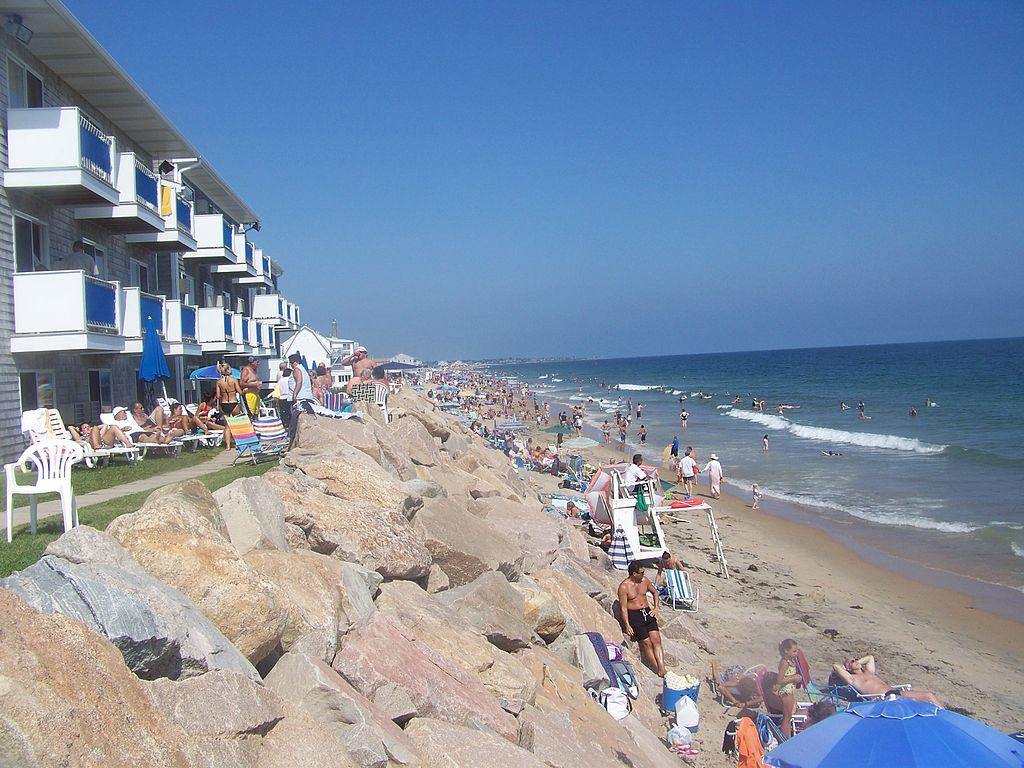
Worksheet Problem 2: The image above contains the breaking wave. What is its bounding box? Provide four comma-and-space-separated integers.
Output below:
615, 383, 661, 391
724, 410, 947, 454
725, 479, 979, 534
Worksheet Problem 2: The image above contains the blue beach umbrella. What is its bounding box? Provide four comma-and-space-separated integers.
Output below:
764, 698, 1024, 768
189, 364, 240, 381
139, 315, 170, 382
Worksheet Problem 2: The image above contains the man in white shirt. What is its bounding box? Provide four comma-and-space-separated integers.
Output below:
678, 447, 698, 497
623, 453, 650, 493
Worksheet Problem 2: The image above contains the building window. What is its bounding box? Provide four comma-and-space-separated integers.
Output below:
82, 240, 106, 280
13, 214, 46, 272
7, 57, 43, 109
183, 274, 196, 305
88, 369, 113, 410
130, 259, 151, 291
19, 370, 55, 411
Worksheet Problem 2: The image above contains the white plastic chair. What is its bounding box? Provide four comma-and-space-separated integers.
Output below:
4, 439, 85, 543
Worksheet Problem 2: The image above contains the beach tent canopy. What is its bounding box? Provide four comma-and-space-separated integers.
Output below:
764, 698, 1024, 768
189, 364, 240, 381
138, 316, 170, 382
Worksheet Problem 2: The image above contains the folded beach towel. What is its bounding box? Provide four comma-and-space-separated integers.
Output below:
585, 632, 618, 690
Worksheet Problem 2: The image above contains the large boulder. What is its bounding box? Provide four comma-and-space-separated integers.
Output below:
435, 571, 540, 652
512, 577, 567, 643
265, 469, 431, 580
412, 497, 523, 587
255, 709, 359, 768
146, 670, 286, 767
660, 613, 718, 655
2, 531, 257, 681
375, 581, 536, 704
106, 481, 287, 664
265, 651, 419, 768
243, 549, 360, 662
471, 497, 562, 573
404, 719, 546, 768
392, 417, 444, 467
213, 477, 289, 554
0, 588, 192, 767
529, 567, 622, 646
517, 706, 620, 768
283, 442, 409, 511
331, 613, 519, 741
296, 416, 417, 481
440, 432, 469, 459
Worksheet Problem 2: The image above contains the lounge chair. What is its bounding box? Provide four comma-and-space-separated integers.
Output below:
349, 382, 390, 423
754, 669, 806, 735
25, 408, 140, 467
100, 410, 182, 458
663, 567, 699, 612
225, 413, 285, 465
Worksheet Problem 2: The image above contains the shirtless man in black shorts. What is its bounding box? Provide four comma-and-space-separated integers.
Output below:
617, 561, 667, 677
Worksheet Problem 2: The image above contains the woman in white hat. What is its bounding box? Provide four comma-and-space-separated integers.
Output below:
702, 453, 724, 498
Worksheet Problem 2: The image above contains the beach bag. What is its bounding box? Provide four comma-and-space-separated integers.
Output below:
610, 659, 639, 699
606, 643, 624, 662
667, 725, 693, 748
635, 487, 649, 512
598, 687, 632, 721
675, 695, 700, 733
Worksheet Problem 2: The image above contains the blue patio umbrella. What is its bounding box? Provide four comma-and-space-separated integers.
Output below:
139, 315, 170, 382
764, 698, 1024, 768
189, 364, 240, 381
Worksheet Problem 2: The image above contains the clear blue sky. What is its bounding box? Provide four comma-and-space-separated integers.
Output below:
68, 1, 1023, 360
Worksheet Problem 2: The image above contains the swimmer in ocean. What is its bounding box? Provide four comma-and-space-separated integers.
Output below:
822, 450, 843, 457
909, 406, 917, 417
840, 401, 849, 410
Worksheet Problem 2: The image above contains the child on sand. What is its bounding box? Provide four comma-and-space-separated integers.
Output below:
751, 483, 761, 509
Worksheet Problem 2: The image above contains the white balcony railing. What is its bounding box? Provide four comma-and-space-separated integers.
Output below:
125, 181, 197, 251
165, 300, 198, 344
11, 270, 126, 353
5, 107, 118, 205
192, 213, 238, 263
121, 287, 166, 338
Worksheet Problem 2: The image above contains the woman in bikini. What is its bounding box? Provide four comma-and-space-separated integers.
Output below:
215, 362, 242, 450
774, 638, 803, 737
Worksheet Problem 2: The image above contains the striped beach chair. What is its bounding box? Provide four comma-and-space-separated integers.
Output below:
664, 568, 699, 612
252, 415, 288, 448
225, 413, 284, 465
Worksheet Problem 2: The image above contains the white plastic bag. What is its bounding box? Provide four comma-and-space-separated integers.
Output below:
675, 694, 699, 731
666, 724, 693, 747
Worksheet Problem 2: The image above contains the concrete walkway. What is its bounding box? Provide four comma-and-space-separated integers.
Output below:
11, 450, 236, 529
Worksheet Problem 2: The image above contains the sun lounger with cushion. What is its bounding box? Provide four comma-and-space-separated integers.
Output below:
25, 408, 140, 467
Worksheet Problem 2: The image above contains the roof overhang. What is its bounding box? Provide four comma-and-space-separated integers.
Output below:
5, 0, 258, 225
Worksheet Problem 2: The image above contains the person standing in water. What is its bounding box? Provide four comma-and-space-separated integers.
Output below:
763, 434, 770, 453
680, 408, 689, 430
638, 424, 647, 445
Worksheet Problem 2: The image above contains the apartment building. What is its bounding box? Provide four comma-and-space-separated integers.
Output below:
0, 2, 303, 460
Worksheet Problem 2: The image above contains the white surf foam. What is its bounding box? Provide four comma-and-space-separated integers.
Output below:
615, 383, 661, 391
724, 410, 946, 454
725, 479, 979, 533
1012, 542, 1024, 559
716, 405, 733, 410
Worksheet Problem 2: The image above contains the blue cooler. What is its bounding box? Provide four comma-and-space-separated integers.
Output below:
662, 680, 700, 716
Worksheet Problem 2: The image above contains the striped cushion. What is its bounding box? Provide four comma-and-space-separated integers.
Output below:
225, 414, 258, 446
253, 417, 287, 442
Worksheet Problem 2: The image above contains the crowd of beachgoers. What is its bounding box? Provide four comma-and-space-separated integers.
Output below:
417, 367, 991, 764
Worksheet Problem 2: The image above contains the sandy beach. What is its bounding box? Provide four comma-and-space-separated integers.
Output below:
522, 420, 1024, 746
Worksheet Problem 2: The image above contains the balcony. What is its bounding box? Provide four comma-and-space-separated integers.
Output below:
165, 300, 202, 356
4, 107, 118, 206
196, 306, 240, 353
191, 213, 238, 264
209, 233, 257, 279
121, 287, 166, 354
236, 246, 273, 286
126, 183, 199, 252
11, 270, 124, 353
252, 293, 292, 328
75, 153, 164, 234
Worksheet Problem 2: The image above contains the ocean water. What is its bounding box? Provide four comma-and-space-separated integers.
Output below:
493, 338, 1024, 596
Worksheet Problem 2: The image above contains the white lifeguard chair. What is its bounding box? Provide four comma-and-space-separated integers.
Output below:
585, 463, 668, 565
661, 498, 730, 578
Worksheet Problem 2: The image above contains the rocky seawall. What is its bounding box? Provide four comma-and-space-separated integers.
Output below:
0, 389, 701, 767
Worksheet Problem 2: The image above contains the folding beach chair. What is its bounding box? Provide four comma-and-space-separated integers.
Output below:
225, 413, 284, 465
663, 568, 699, 612
252, 414, 289, 449
755, 669, 807, 735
